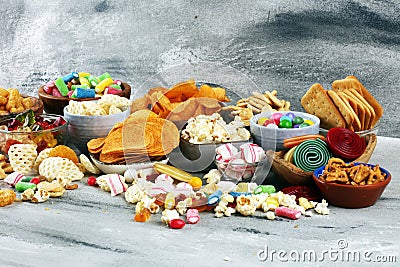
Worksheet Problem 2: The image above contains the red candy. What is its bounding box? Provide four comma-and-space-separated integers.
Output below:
87, 176, 97, 186
326, 127, 366, 161
275, 207, 301, 220
30, 177, 41, 185
169, 219, 186, 229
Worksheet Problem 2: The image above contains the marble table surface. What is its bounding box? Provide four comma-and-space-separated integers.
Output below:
0, 136, 399, 267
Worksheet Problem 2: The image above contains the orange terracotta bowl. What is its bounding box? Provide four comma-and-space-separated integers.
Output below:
312, 163, 391, 208
38, 82, 131, 115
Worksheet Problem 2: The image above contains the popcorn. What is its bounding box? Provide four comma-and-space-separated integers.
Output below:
176, 197, 193, 215
21, 188, 35, 201
181, 113, 250, 144
140, 195, 159, 214
214, 193, 236, 218
298, 197, 314, 210
125, 183, 146, 204
252, 193, 269, 210
204, 169, 222, 184
266, 211, 275, 220
161, 209, 180, 225
31, 189, 50, 203
315, 199, 330, 215
236, 195, 256, 216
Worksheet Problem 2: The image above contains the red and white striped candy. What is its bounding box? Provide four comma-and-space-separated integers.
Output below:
216, 143, 238, 160
105, 174, 128, 197
240, 143, 265, 163
4, 172, 25, 186
155, 174, 174, 184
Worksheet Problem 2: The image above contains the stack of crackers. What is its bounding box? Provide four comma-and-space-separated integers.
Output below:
301, 76, 383, 131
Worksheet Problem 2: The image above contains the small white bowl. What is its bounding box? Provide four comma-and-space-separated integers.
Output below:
250, 111, 320, 151
90, 154, 169, 175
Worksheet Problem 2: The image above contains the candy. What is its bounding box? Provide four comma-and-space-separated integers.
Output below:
164, 192, 175, 209
254, 185, 276, 195
104, 87, 122, 95
188, 177, 202, 190
279, 120, 292, 128
229, 191, 251, 197
279, 115, 292, 122
67, 90, 74, 98
54, 77, 70, 96
87, 176, 97, 186
258, 117, 269, 125
153, 163, 193, 183
78, 72, 91, 78
208, 189, 223, 205
270, 112, 283, 125
62, 72, 79, 83
240, 143, 266, 163
5, 172, 25, 186
161, 209, 180, 225
109, 84, 121, 89
262, 119, 276, 127
169, 219, 186, 229
286, 112, 296, 120
275, 206, 301, 220
43, 86, 53, 95
75, 88, 95, 98
293, 139, 332, 172
186, 209, 200, 224
87, 76, 100, 87
299, 122, 310, 128
293, 116, 304, 125
21, 177, 32, 183
104, 174, 127, 196
95, 78, 114, 93
71, 84, 89, 90
30, 177, 41, 185
79, 77, 90, 87
303, 119, 314, 125
113, 79, 122, 86
264, 196, 279, 211
98, 72, 111, 81
134, 206, 151, 222
325, 127, 366, 161
216, 143, 238, 160
15, 182, 37, 192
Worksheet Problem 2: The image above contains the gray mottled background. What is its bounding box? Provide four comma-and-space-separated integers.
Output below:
0, 0, 399, 137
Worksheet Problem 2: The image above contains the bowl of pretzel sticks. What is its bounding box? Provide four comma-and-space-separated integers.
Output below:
312, 158, 391, 208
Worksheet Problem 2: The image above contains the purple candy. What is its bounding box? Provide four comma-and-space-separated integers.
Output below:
293, 124, 300, 128
286, 112, 296, 120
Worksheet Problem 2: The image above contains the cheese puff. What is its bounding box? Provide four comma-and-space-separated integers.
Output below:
22, 97, 33, 110
0, 88, 9, 98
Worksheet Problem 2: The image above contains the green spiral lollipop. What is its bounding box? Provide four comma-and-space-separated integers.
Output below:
293, 139, 331, 172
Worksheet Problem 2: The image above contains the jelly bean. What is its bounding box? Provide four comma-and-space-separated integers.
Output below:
79, 77, 90, 87
109, 84, 121, 89
293, 116, 304, 125
113, 79, 122, 85
15, 182, 37, 192
62, 72, 79, 83
52, 87, 63, 97
98, 72, 112, 81
275, 206, 301, 220
169, 219, 186, 229
30, 177, 41, 185
262, 119, 276, 127
235, 182, 249, 192
207, 189, 222, 205
270, 113, 283, 125
78, 72, 91, 78
75, 88, 95, 98
280, 115, 292, 122
188, 177, 202, 190
303, 119, 314, 126
164, 192, 175, 210
258, 117, 269, 126
286, 112, 296, 120
87, 176, 97, 186
54, 77, 70, 96
95, 78, 114, 93
21, 177, 32, 183
293, 124, 300, 128
87, 76, 100, 87
299, 123, 310, 128
104, 87, 122, 95
254, 185, 276, 195
279, 120, 292, 128
71, 84, 89, 91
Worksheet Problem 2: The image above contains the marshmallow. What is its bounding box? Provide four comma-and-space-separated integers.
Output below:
216, 143, 238, 160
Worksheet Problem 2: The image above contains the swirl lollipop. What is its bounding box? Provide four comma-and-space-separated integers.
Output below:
325, 128, 366, 161
293, 139, 332, 172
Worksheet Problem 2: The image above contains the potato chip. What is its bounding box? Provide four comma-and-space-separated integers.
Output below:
164, 79, 197, 102
48, 145, 79, 164
87, 137, 106, 154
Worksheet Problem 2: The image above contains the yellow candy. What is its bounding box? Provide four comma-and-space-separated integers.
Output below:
78, 72, 91, 78
95, 78, 114, 93
188, 177, 202, 190
303, 119, 314, 125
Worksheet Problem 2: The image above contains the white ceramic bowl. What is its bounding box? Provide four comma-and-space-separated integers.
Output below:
63, 105, 130, 154
250, 111, 320, 151
90, 154, 169, 174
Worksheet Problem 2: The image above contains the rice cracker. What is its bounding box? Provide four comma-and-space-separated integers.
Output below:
301, 83, 346, 129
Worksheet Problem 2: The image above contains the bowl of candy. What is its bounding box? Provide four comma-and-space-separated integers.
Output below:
0, 110, 68, 155
312, 158, 391, 208
38, 71, 131, 115
214, 143, 271, 184
250, 111, 320, 151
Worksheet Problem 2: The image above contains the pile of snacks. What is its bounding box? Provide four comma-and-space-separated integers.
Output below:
88, 110, 180, 164
181, 113, 250, 144
131, 80, 229, 121
44, 72, 124, 98
320, 158, 386, 185
0, 87, 34, 115
66, 94, 131, 116
301, 76, 383, 131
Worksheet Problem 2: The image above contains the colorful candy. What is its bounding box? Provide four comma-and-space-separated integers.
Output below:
4, 172, 25, 186
54, 77, 70, 96
95, 78, 114, 93
87, 176, 97, 186
75, 88, 95, 98
292, 139, 332, 172
275, 206, 301, 220
62, 72, 79, 83
15, 182, 37, 192
186, 209, 200, 224
325, 127, 366, 161
169, 219, 186, 229
164, 192, 175, 210
257, 113, 314, 129
208, 189, 223, 205
254, 185, 276, 195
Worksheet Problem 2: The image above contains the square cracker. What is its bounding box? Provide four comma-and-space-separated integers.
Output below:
332, 78, 363, 95
301, 83, 346, 129
345, 76, 383, 127
337, 92, 362, 131
327, 90, 354, 128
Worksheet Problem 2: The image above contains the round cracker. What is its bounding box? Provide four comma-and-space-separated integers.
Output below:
79, 154, 101, 174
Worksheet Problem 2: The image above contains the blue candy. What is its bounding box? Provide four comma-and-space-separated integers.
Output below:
207, 190, 223, 206
229, 191, 252, 197
62, 72, 79, 83
75, 88, 95, 98
280, 115, 292, 122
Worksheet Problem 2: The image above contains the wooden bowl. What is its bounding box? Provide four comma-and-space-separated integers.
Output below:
38, 82, 131, 115
266, 134, 377, 185
0, 96, 44, 120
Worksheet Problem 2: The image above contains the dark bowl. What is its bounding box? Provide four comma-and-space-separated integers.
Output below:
38, 82, 131, 115
312, 163, 391, 208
